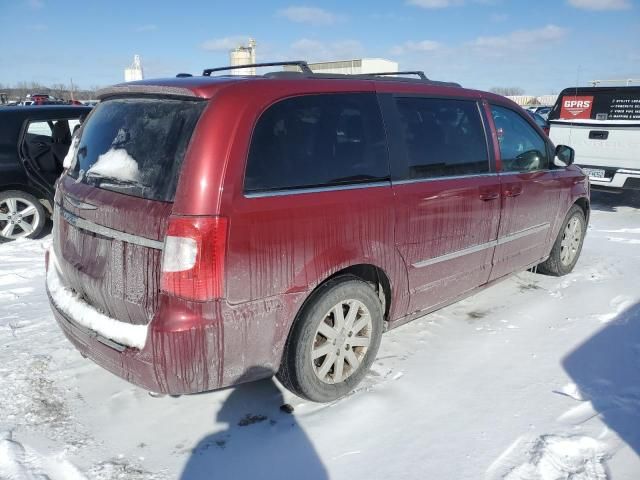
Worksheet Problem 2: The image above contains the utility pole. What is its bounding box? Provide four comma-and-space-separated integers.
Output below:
70, 78, 75, 101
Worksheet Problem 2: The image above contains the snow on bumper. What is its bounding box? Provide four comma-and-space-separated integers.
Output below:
46, 249, 148, 349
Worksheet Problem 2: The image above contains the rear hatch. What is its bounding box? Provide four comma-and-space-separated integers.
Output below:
549, 87, 640, 173
53, 96, 205, 326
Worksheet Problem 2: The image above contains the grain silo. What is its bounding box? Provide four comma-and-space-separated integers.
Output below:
124, 55, 144, 82
229, 39, 257, 75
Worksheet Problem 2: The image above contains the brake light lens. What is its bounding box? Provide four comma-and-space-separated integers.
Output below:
160, 216, 228, 301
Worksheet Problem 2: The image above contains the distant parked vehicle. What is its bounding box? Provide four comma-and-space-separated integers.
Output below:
548, 86, 640, 192
526, 110, 550, 135
533, 106, 552, 119
0, 105, 91, 240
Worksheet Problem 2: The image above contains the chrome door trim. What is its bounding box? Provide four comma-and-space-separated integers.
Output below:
411, 222, 551, 268
412, 240, 497, 268
64, 194, 98, 210
393, 173, 499, 186
496, 222, 550, 245
60, 208, 164, 250
244, 181, 391, 198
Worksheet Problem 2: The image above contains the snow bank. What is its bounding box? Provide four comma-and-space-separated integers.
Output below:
86, 148, 140, 182
0, 433, 86, 480
503, 435, 608, 480
46, 249, 148, 349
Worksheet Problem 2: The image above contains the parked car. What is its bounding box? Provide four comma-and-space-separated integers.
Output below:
532, 106, 552, 119
526, 110, 550, 135
0, 105, 91, 240
549, 86, 640, 192
46, 63, 589, 402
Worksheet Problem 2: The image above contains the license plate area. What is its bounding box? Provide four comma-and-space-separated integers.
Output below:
582, 168, 606, 179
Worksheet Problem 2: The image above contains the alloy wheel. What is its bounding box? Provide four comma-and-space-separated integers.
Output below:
560, 215, 583, 266
0, 197, 41, 239
311, 299, 373, 384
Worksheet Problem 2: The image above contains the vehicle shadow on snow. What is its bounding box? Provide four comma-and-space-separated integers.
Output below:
562, 301, 640, 455
590, 190, 640, 212
180, 367, 328, 480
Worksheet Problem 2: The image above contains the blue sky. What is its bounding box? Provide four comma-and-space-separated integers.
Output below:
1, 0, 638, 94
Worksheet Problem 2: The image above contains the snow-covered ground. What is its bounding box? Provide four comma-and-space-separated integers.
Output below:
1, 193, 639, 480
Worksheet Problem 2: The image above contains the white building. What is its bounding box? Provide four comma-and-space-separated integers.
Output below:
229, 39, 257, 76
288, 58, 398, 75
506, 95, 558, 107
124, 55, 144, 82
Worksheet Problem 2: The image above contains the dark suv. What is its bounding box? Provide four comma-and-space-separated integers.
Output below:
46, 63, 588, 402
0, 105, 91, 240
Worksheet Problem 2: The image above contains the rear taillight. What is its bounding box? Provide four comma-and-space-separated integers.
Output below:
160, 216, 228, 301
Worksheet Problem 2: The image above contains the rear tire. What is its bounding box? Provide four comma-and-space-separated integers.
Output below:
538, 204, 586, 276
277, 275, 384, 403
0, 190, 46, 241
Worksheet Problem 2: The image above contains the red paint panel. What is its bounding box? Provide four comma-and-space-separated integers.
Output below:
490, 171, 562, 280
54, 177, 171, 325
393, 176, 501, 314
225, 186, 410, 321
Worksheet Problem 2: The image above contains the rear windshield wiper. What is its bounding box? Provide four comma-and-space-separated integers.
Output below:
85, 173, 144, 187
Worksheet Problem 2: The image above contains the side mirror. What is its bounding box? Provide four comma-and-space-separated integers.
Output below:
554, 145, 575, 167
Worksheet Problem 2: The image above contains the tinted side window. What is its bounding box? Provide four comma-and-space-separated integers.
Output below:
491, 105, 549, 172
394, 97, 489, 179
245, 93, 388, 193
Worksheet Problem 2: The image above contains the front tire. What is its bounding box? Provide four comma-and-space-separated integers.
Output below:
538, 205, 586, 276
277, 275, 384, 403
0, 190, 46, 241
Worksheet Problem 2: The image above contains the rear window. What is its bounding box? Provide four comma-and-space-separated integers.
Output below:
549, 87, 640, 121
67, 98, 205, 201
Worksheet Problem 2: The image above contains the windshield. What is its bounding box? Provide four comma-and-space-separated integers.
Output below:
67, 97, 205, 201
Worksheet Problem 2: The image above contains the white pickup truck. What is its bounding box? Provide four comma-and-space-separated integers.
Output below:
548, 86, 640, 192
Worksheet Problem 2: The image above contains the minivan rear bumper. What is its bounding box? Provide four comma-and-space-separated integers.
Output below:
46, 251, 301, 395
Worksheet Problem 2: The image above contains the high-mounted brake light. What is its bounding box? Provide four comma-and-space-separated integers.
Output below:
160, 216, 228, 301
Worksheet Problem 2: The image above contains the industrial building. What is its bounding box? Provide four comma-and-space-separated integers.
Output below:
284, 58, 399, 75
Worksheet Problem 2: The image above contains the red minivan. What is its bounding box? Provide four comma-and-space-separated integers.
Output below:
46, 63, 589, 402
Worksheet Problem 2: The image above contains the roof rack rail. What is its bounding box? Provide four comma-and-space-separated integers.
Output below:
203, 61, 312, 76
357, 71, 428, 80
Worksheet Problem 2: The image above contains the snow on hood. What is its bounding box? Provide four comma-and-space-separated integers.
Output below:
86, 148, 140, 183
62, 136, 80, 170
46, 249, 148, 349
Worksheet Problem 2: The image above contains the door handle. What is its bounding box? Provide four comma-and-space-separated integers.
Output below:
479, 191, 500, 201
504, 185, 523, 197
588, 130, 609, 140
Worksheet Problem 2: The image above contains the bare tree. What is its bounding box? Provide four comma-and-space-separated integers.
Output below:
490, 87, 525, 96
50, 83, 69, 100
3, 81, 102, 102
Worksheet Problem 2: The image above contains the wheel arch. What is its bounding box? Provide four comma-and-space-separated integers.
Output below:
280, 262, 393, 365
574, 196, 590, 224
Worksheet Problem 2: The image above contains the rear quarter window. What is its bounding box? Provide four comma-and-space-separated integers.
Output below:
68, 98, 205, 201
245, 93, 389, 193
